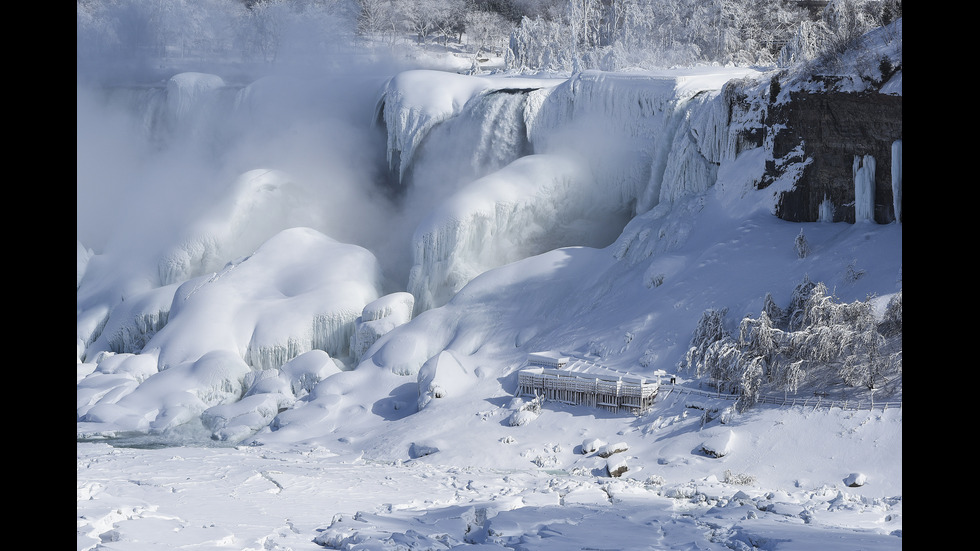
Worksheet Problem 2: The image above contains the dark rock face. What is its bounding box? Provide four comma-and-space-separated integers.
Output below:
761, 90, 903, 224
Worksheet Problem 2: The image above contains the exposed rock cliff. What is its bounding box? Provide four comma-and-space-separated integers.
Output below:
727, 20, 903, 225
765, 87, 902, 224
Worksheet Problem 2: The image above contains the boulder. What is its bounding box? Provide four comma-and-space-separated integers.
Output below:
596, 442, 629, 458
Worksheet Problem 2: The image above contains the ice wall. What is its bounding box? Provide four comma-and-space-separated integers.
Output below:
407, 89, 532, 192
527, 71, 685, 213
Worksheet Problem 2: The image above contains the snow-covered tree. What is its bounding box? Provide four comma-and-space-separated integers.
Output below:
738, 310, 779, 365
684, 277, 901, 408
794, 228, 810, 259
466, 7, 512, 57
405, 0, 450, 43
508, 14, 577, 72
786, 274, 817, 331
878, 291, 902, 338
761, 292, 785, 326
357, 0, 400, 44
236, 0, 289, 62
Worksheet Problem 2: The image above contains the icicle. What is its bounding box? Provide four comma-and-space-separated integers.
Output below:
818, 195, 835, 222
891, 140, 902, 223
853, 155, 875, 222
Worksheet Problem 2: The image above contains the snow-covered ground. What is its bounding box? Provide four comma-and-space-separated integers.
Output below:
78, 395, 901, 550
77, 20, 902, 551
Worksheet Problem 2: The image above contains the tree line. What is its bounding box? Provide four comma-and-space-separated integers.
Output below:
77, 0, 901, 73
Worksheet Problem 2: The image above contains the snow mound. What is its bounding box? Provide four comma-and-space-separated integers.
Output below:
156, 227, 383, 371
700, 429, 736, 458
581, 438, 606, 454
417, 350, 474, 410
351, 292, 415, 364
844, 472, 867, 487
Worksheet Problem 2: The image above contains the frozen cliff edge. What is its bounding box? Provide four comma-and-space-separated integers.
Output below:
376, 70, 564, 185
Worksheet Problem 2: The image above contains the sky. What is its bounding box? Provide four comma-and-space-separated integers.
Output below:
77, 18, 902, 551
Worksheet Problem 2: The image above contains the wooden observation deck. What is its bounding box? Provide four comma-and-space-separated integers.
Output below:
516, 353, 659, 414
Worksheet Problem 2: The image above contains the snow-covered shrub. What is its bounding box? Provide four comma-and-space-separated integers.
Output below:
723, 469, 757, 485
644, 474, 666, 486
844, 260, 866, 282
507, 395, 543, 426
877, 291, 902, 337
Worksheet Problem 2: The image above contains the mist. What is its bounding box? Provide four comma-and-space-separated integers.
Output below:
76, 1, 429, 298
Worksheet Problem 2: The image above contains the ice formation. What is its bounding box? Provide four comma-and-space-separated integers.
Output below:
79, 349, 253, 433
199, 350, 344, 441
818, 196, 836, 223
350, 292, 416, 363
158, 227, 382, 371
376, 70, 560, 185
892, 140, 902, 222
407, 153, 604, 312
78, 228, 384, 438
853, 154, 876, 222
382, 69, 754, 311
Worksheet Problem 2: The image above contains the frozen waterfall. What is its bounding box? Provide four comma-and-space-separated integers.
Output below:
406, 89, 533, 193
390, 70, 746, 312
